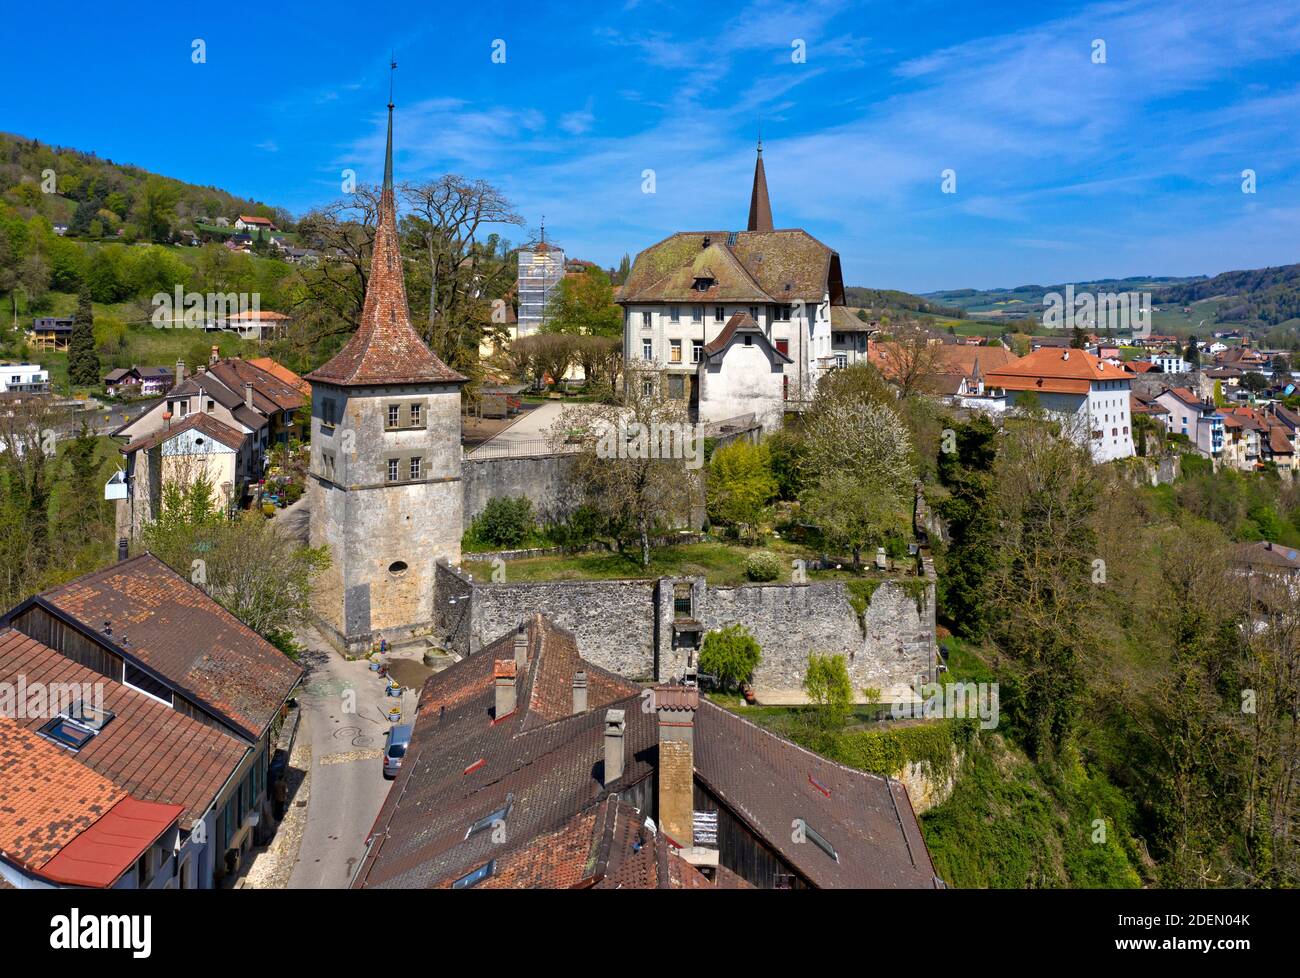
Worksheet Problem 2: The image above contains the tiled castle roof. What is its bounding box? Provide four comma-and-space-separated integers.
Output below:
307, 104, 465, 388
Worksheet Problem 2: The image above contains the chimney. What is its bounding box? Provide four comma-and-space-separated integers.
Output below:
513, 626, 528, 670
573, 670, 588, 714
243, 382, 254, 410
117, 537, 128, 562
209, 345, 219, 366
173, 359, 185, 391
655, 685, 699, 848
603, 708, 626, 785
493, 659, 516, 720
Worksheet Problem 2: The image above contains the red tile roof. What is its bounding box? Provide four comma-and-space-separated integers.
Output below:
0, 628, 248, 829
29, 555, 302, 742
205, 357, 306, 414
306, 109, 465, 388
986, 347, 1124, 395
0, 714, 123, 872
248, 357, 311, 398
120, 411, 247, 455
356, 614, 938, 889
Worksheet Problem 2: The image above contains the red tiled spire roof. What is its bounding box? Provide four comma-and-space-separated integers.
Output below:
307, 102, 465, 388
747, 139, 773, 232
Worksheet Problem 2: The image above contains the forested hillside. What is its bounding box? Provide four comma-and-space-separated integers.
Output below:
0, 132, 291, 242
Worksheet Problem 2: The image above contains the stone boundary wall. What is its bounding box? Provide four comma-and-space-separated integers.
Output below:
461, 454, 705, 529
433, 558, 938, 694
462, 453, 581, 524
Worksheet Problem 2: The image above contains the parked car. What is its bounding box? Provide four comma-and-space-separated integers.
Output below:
383, 724, 413, 779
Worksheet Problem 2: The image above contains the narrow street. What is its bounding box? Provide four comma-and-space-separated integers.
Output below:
284, 624, 413, 889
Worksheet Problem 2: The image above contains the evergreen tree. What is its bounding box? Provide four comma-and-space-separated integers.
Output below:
1184, 335, 1200, 367
57, 421, 106, 551
68, 282, 100, 388
1070, 323, 1087, 348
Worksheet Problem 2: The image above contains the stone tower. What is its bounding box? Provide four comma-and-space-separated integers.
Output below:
305, 96, 467, 655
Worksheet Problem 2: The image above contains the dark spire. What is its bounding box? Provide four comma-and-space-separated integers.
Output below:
305, 83, 465, 388
747, 138, 773, 232
383, 57, 396, 192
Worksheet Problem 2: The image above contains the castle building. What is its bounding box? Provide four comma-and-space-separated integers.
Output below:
305, 98, 467, 654
618, 142, 849, 426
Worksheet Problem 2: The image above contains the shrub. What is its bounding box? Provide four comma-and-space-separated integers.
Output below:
745, 550, 781, 582
706, 439, 778, 528
468, 496, 535, 548
698, 624, 762, 689
802, 653, 854, 730
547, 504, 603, 550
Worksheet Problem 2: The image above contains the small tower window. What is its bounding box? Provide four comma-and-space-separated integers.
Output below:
387, 458, 399, 482
410, 403, 422, 426
388, 561, 408, 576
409, 457, 422, 480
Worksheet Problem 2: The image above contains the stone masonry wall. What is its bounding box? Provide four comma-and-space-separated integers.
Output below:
462, 454, 581, 524
433, 561, 937, 695
657, 578, 937, 694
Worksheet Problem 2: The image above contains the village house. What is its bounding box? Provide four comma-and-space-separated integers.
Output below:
618, 142, 848, 426
1150, 351, 1193, 373
216, 308, 291, 342
110, 352, 306, 537
27, 316, 73, 351
1215, 405, 1296, 471
233, 214, 276, 233
1152, 387, 1224, 458
116, 413, 258, 535
2, 554, 303, 884
985, 347, 1135, 461
0, 362, 49, 394
103, 365, 173, 398
830, 308, 876, 369
353, 615, 942, 890
0, 626, 250, 889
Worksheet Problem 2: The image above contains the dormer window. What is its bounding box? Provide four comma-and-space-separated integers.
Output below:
694, 277, 713, 292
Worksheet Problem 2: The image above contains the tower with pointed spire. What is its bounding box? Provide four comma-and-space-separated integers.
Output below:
746, 138, 773, 232
305, 82, 468, 654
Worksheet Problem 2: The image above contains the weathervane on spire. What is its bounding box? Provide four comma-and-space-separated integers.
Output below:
388, 54, 397, 107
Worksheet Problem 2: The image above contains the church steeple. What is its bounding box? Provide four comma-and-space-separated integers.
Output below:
746, 138, 773, 232
307, 73, 465, 388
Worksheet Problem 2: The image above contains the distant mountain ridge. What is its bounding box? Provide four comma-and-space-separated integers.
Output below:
919, 264, 1300, 332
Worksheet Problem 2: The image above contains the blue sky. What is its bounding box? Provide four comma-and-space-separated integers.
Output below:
5, 0, 1300, 292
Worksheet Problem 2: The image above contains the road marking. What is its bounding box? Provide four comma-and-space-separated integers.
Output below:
319, 748, 383, 766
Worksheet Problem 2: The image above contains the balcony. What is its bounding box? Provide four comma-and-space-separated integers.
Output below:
104, 470, 128, 501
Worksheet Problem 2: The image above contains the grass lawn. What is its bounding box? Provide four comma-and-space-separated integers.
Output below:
500, 539, 919, 585
500, 540, 807, 584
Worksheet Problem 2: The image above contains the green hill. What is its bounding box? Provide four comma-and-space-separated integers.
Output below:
0, 131, 291, 242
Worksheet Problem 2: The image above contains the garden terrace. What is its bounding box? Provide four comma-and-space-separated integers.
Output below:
495, 539, 926, 586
